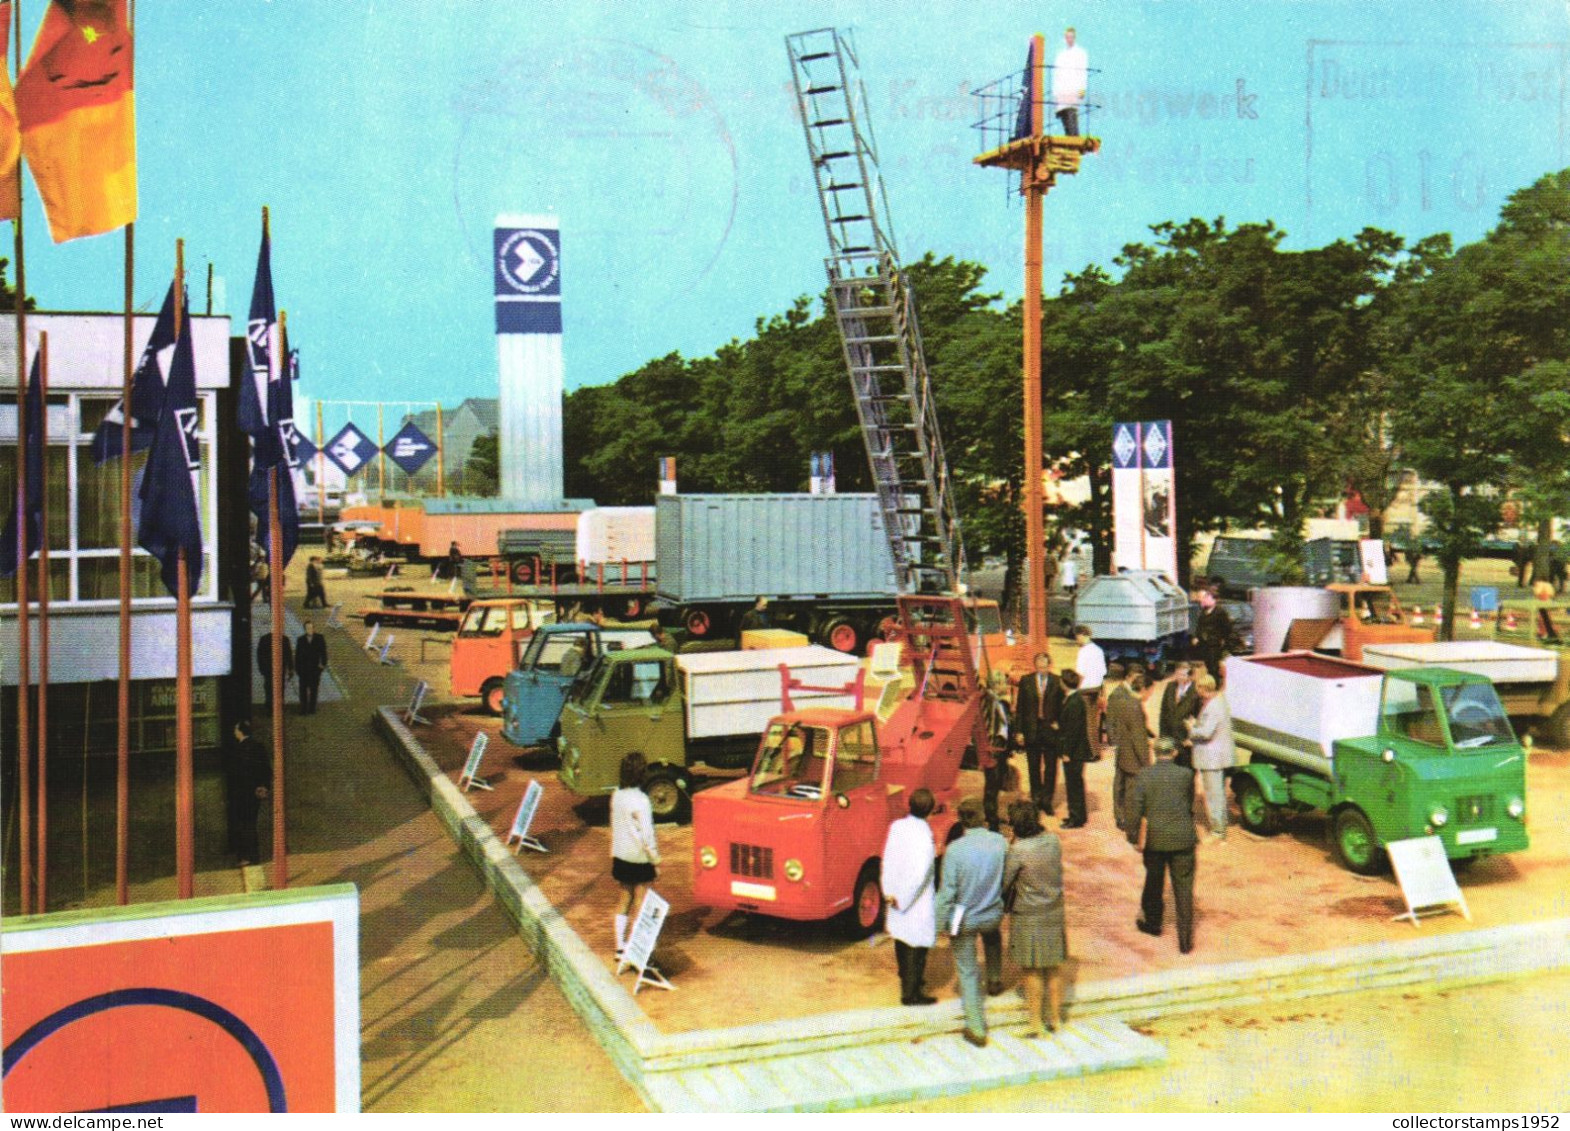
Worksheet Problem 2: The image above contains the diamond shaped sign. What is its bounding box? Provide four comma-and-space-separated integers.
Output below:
1112, 423, 1139, 469
293, 432, 317, 466
386, 421, 436, 476
324, 422, 379, 477
1142, 421, 1171, 469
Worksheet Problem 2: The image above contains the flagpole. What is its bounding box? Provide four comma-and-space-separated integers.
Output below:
13, 0, 32, 913
377, 403, 385, 500
435, 401, 445, 498
270, 300, 288, 892
35, 330, 48, 912
173, 239, 194, 900
316, 400, 325, 527
117, 222, 134, 905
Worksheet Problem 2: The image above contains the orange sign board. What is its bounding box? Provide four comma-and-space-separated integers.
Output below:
2, 885, 357, 1114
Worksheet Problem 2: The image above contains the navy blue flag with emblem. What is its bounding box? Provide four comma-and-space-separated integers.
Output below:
249, 322, 299, 569
91, 282, 176, 464
324, 422, 378, 477
138, 305, 204, 597
386, 420, 436, 476
238, 225, 274, 442
1, 350, 45, 579
1011, 42, 1035, 141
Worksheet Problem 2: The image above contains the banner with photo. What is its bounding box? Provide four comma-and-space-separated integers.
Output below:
1111, 421, 1143, 574
1111, 419, 1178, 583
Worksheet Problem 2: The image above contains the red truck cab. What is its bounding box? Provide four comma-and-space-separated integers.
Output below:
450, 597, 556, 712
691, 595, 988, 936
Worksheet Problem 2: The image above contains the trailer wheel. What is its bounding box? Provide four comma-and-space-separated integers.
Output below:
1332, 807, 1386, 875
684, 608, 713, 638
511, 560, 535, 584
644, 769, 690, 824
1546, 701, 1570, 748
823, 617, 863, 654
1233, 776, 1280, 836
480, 678, 506, 716
841, 862, 884, 939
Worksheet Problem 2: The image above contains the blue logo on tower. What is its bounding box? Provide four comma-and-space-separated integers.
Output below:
495, 228, 560, 297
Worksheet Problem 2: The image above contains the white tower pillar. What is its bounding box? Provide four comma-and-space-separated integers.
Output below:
494, 213, 563, 503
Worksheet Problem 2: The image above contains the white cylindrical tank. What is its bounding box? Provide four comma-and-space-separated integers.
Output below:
494, 213, 563, 504
1251, 586, 1341, 654
577, 507, 656, 564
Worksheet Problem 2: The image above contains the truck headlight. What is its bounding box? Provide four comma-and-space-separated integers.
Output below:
1508, 797, 1526, 819
699, 846, 718, 869
784, 859, 804, 882
1429, 807, 1449, 828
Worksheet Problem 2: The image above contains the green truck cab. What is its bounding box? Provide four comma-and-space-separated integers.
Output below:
557, 644, 863, 821
1227, 653, 1529, 874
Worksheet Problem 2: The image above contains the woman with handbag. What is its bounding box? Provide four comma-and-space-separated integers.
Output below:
1004, 798, 1068, 1037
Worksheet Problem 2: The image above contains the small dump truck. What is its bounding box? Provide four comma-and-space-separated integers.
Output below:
1227, 652, 1529, 874
1360, 640, 1570, 747
498, 623, 656, 746
556, 644, 863, 821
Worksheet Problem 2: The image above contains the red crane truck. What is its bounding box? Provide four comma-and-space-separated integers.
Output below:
690, 594, 993, 936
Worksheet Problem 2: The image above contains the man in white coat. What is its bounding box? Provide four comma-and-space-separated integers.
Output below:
881, 788, 938, 1006
1187, 673, 1236, 840
1052, 26, 1088, 136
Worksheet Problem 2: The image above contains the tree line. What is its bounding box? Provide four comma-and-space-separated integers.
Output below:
556, 167, 1570, 633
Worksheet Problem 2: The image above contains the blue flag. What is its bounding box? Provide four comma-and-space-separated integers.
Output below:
138, 307, 204, 597
1011, 42, 1035, 141
250, 322, 300, 569
238, 225, 274, 442
386, 420, 436, 476
91, 283, 177, 464
324, 422, 378, 477
1, 350, 45, 579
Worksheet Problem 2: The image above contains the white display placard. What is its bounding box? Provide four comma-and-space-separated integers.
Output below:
507, 780, 547, 854
458, 731, 492, 792
617, 889, 674, 993
1360, 538, 1389, 585
1387, 836, 1470, 927
402, 679, 430, 726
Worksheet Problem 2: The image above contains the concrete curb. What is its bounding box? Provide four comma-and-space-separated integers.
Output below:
374, 706, 1570, 1102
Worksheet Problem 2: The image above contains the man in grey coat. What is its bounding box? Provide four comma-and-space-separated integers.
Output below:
1130, 738, 1199, 954
1186, 673, 1235, 839
1104, 665, 1153, 837
934, 797, 1008, 1047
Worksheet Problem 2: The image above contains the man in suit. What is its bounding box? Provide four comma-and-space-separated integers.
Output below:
224, 720, 272, 865
1104, 665, 1153, 837
1158, 660, 1201, 768
1192, 587, 1235, 688
256, 630, 293, 711
1055, 669, 1092, 827
1013, 652, 1065, 814
295, 619, 329, 715
1129, 737, 1199, 953
933, 797, 1008, 1047
304, 555, 328, 608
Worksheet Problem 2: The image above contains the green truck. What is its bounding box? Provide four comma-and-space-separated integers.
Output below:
1226, 652, 1529, 874
556, 644, 863, 821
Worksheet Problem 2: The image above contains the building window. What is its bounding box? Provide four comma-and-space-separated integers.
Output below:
0, 392, 218, 607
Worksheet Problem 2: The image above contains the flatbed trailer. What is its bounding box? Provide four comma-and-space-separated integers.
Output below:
359, 587, 474, 631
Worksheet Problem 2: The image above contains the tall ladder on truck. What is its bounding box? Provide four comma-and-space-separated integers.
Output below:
786, 27, 965, 597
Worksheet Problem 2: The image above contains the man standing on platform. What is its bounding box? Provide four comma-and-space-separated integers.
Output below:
934, 797, 1008, 1048
1013, 652, 1065, 814
1130, 737, 1199, 954
296, 619, 329, 715
1052, 26, 1088, 136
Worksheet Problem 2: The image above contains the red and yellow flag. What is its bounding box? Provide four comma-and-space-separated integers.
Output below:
0, 1, 20, 220
14, 0, 135, 242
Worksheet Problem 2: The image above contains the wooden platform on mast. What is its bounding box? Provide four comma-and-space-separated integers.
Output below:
974, 133, 1101, 178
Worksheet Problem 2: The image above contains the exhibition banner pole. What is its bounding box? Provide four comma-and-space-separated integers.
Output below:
270, 303, 288, 891
117, 221, 134, 905
13, 0, 32, 913
173, 240, 195, 900
1022, 32, 1047, 653
35, 331, 49, 911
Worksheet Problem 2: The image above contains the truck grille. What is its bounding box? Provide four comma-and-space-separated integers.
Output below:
1453, 795, 1494, 824
730, 843, 775, 880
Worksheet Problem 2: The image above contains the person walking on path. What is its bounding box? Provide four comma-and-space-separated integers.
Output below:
1130, 738, 1199, 954
304, 555, 328, 608
610, 752, 660, 959
1105, 665, 1153, 837
881, 787, 939, 1006
295, 619, 329, 715
1013, 652, 1065, 814
1158, 660, 1201, 768
1187, 673, 1236, 840
224, 720, 272, 866
1055, 669, 1093, 827
934, 797, 1008, 1047
1003, 799, 1068, 1037
257, 630, 294, 711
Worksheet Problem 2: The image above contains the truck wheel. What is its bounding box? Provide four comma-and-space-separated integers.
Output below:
1332, 807, 1386, 875
480, 678, 506, 716
1547, 702, 1570, 748
841, 862, 884, 939
644, 769, 690, 824
684, 608, 713, 638
823, 616, 862, 654
511, 560, 534, 584
623, 596, 647, 620
1233, 776, 1280, 836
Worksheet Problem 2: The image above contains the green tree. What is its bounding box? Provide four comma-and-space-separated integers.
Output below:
464, 430, 499, 497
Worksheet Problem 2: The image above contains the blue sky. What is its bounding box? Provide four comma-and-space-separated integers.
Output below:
16, 0, 1570, 419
